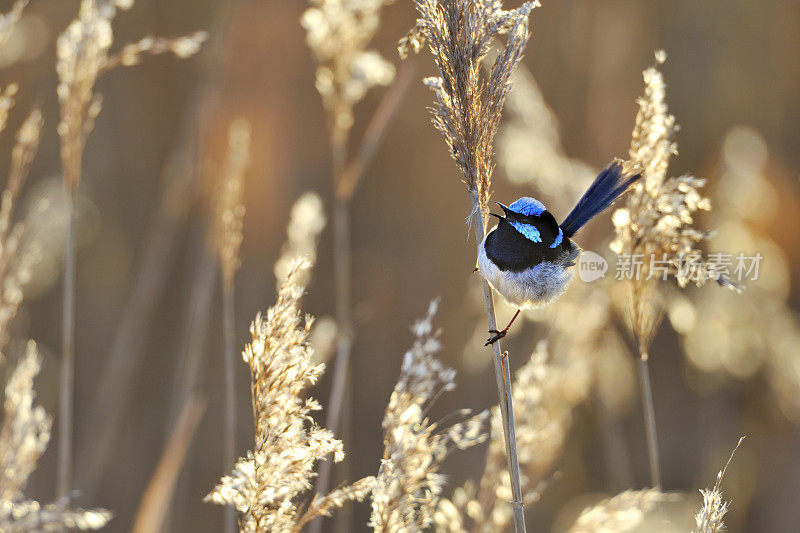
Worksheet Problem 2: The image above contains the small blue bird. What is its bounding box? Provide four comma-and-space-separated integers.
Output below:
477, 161, 640, 345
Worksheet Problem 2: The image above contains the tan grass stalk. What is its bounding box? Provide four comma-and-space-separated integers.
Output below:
212, 119, 252, 533
54, 0, 206, 500
0, 341, 111, 531
76, 0, 233, 493
204, 260, 375, 531
371, 300, 488, 530
402, 2, 538, 530
301, 1, 402, 522
131, 395, 206, 533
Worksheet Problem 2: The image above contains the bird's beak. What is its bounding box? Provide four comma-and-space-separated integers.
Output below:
495, 202, 512, 218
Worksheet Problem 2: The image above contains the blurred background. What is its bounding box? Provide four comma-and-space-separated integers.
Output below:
1, 0, 799, 531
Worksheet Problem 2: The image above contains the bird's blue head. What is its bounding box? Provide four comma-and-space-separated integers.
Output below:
493, 197, 563, 248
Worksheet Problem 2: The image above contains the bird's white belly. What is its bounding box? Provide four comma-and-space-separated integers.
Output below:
477, 236, 575, 310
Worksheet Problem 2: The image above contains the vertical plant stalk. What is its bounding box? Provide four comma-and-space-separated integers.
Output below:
311, 66, 412, 533
212, 118, 250, 533
132, 395, 206, 533
470, 195, 526, 533
57, 189, 76, 503
316, 134, 351, 514
221, 275, 237, 533
638, 353, 661, 488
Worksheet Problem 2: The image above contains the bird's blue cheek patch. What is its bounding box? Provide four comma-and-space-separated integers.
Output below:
509, 220, 541, 243
549, 228, 563, 248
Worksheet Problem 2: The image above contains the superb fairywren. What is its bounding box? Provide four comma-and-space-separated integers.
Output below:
477, 161, 641, 345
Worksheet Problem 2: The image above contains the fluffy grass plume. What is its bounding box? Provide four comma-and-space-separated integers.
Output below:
610, 51, 739, 355
0, 0, 26, 48
693, 437, 744, 533
213, 119, 251, 284
401, 0, 537, 213
610, 52, 740, 488
371, 300, 488, 531
0, 341, 111, 531
56, 0, 207, 192
0, 105, 43, 357
567, 489, 667, 533
302, 0, 396, 144
204, 260, 374, 531
274, 192, 327, 288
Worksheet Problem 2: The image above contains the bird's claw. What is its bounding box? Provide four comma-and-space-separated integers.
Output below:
484, 329, 507, 346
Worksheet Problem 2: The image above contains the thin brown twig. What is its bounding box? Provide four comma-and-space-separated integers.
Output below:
336, 61, 417, 201
131, 395, 206, 533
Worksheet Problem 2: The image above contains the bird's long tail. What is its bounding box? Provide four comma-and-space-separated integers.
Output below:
560, 161, 641, 238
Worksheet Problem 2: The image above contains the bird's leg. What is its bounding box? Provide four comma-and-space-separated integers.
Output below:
485, 309, 521, 346
472, 267, 479, 274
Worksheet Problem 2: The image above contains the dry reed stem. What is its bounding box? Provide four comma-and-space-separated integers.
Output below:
56, 190, 75, 502
77, 0, 233, 494
131, 396, 206, 533
212, 119, 252, 533
404, 1, 538, 530
55, 0, 206, 501
302, 2, 401, 523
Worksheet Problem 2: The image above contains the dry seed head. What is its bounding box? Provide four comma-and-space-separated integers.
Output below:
0, 107, 44, 357
0, 1, 26, 49
56, 0, 206, 191
274, 192, 327, 289
205, 259, 374, 530
0, 341, 112, 530
406, 0, 538, 215
302, 0, 396, 137
568, 489, 669, 533
692, 437, 744, 533
214, 119, 252, 283
610, 52, 738, 354
371, 300, 488, 531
